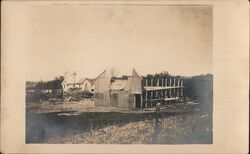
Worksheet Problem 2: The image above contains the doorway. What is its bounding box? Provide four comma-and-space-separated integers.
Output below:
111, 93, 118, 107
135, 94, 141, 108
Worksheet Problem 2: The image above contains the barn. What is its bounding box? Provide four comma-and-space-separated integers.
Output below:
94, 69, 142, 109
94, 69, 184, 109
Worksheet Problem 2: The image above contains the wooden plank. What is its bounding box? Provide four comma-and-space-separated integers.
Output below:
142, 97, 179, 102
145, 86, 183, 91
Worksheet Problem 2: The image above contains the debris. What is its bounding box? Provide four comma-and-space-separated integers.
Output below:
187, 101, 199, 105
66, 96, 79, 102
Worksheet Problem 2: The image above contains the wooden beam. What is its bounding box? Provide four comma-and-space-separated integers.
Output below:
140, 94, 143, 109
143, 97, 179, 102
145, 86, 182, 91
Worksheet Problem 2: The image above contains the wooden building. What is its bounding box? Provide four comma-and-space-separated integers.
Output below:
141, 74, 184, 108
94, 69, 142, 109
94, 69, 184, 109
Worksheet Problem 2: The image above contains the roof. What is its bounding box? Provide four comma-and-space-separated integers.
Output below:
78, 77, 85, 83
110, 80, 127, 90
63, 76, 84, 84
132, 68, 142, 80
84, 78, 95, 85
95, 70, 108, 80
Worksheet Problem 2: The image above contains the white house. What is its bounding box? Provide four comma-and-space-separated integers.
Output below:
61, 72, 94, 93
80, 78, 95, 93
61, 72, 84, 91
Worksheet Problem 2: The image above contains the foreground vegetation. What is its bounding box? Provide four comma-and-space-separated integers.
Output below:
26, 102, 212, 144
45, 111, 212, 144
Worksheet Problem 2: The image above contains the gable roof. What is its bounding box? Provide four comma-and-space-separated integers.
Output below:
95, 70, 107, 79
84, 78, 95, 85
63, 76, 84, 84
132, 68, 142, 80
78, 77, 86, 83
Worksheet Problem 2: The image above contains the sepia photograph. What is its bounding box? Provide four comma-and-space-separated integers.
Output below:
25, 4, 213, 144
1, 0, 249, 153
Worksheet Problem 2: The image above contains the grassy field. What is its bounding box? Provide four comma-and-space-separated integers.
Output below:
26, 101, 212, 144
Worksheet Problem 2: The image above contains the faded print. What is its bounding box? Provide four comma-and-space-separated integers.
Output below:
25, 5, 213, 144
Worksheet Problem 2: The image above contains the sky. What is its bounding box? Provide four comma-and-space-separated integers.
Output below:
26, 5, 212, 81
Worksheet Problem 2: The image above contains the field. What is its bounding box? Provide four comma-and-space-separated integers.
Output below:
26, 100, 212, 144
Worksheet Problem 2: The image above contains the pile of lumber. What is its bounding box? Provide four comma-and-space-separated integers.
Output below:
63, 91, 93, 102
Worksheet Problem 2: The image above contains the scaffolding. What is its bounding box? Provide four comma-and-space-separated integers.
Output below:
141, 76, 184, 108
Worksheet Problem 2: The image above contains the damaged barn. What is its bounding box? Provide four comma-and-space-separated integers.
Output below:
94, 69, 184, 109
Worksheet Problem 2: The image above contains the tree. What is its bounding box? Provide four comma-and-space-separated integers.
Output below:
33, 75, 64, 90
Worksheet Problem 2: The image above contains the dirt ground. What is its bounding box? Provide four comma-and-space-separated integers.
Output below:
26, 101, 212, 144
44, 112, 212, 144
26, 100, 134, 114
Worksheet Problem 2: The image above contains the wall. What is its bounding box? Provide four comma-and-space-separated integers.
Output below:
94, 71, 111, 106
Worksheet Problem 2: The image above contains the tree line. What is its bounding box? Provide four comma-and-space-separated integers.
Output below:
26, 76, 64, 91
183, 74, 213, 104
